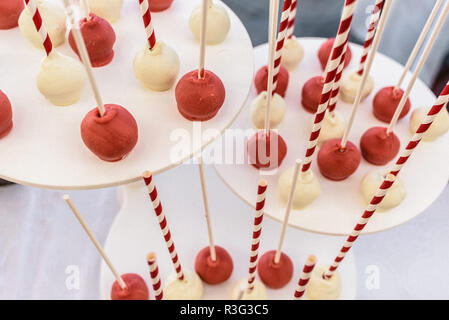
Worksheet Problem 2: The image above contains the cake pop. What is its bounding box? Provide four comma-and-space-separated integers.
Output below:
149, 0, 174, 12
372, 86, 411, 123
88, 0, 123, 23
68, 13, 116, 68
257, 251, 293, 289
281, 37, 304, 71
164, 271, 203, 300
317, 139, 360, 181
230, 279, 267, 300
0, 90, 13, 139
360, 126, 400, 165
19, 1, 67, 48
318, 38, 352, 71
250, 92, 286, 129
189, 1, 230, 45
254, 65, 289, 97
110, 273, 149, 300
247, 130, 287, 170
410, 106, 449, 141
195, 246, 233, 285
340, 70, 374, 103
301, 76, 323, 113
81, 104, 138, 162
175, 70, 225, 121
278, 167, 320, 209
37, 51, 86, 106
134, 42, 180, 91
361, 171, 406, 210
306, 265, 341, 300
317, 110, 345, 145
0, 0, 24, 29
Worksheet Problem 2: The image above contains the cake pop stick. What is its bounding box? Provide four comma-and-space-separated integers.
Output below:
327, 42, 349, 113
24, 0, 53, 56
293, 255, 316, 299
287, 0, 297, 39
139, 0, 156, 50
198, 0, 208, 79
81, 0, 90, 17
147, 252, 163, 300
272, 0, 291, 93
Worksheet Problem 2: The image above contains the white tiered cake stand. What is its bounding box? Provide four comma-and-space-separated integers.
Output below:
214, 39, 449, 236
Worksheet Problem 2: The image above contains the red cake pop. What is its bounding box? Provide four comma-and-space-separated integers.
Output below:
247, 130, 287, 170
301, 75, 324, 113
175, 70, 225, 121
360, 126, 400, 165
257, 250, 293, 289
372, 86, 411, 123
254, 65, 289, 97
317, 138, 361, 181
0, 90, 13, 139
149, 0, 174, 12
0, 0, 24, 30
318, 38, 352, 71
195, 246, 233, 285
81, 104, 138, 162
68, 13, 116, 68
110, 273, 149, 300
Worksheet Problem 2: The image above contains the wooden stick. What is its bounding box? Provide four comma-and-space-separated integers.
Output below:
198, 156, 216, 261
81, 0, 90, 18
274, 159, 301, 264
198, 0, 208, 79
394, 0, 443, 90
340, 0, 392, 148
62, 0, 105, 116
387, 0, 449, 134
63, 195, 127, 290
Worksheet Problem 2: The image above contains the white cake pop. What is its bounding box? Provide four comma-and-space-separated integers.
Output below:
281, 37, 304, 71
88, 0, 123, 23
19, 0, 66, 49
133, 42, 180, 91
306, 265, 341, 300
230, 279, 267, 300
278, 166, 321, 209
37, 51, 86, 106
409, 106, 449, 141
189, 2, 230, 45
317, 110, 345, 145
340, 70, 374, 103
250, 91, 286, 129
361, 171, 406, 210
164, 271, 203, 300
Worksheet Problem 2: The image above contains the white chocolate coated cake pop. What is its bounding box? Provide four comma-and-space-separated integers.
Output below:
250, 91, 286, 129
19, 0, 67, 49
361, 171, 406, 210
409, 106, 449, 141
189, 2, 230, 45
278, 166, 321, 209
316, 110, 345, 145
134, 42, 180, 91
88, 0, 123, 23
164, 271, 203, 300
281, 37, 304, 71
230, 279, 267, 300
340, 70, 374, 103
306, 265, 341, 300
37, 51, 86, 106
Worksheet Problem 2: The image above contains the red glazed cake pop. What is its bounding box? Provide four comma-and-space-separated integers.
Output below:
0, 0, 24, 30
254, 65, 289, 97
360, 126, 400, 165
372, 86, 411, 123
0, 90, 13, 139
195, 246, 233, 285
301, 75, 324, 113
247, 130, 287, 170
257, 250, 293, 289
68, 13, 116, 68
81, 104, 138, 162
149, 0, 174, 12
175, 70, 225, 121
318, 38, 352, 71
110, 273, 149, 300
317, 138, 361, 181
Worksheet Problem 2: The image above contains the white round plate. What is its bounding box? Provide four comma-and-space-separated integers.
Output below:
100, 179, 356, 300
214, 39, 449, 235
0, 0, 253, 189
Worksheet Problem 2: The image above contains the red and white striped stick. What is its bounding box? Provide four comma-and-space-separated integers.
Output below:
142, 171, 185, 281
246, 180, 268, 293
301, 0, 358, 173
147, 252, 163, 300
272, 0, 292, 93
293, 255, 316, 299
24, 0, 53, 56
325, 82, 449, 279
327, 42, 348, 113
287, 0, 297, 39
138, 0, 157, 50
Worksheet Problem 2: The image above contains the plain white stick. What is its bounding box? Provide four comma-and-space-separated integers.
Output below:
81, 0, 90, 18
198, 0, 208, 79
